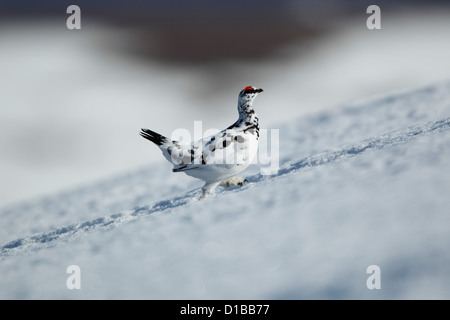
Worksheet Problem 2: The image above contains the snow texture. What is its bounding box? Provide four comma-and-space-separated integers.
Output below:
1, 81, 450, 299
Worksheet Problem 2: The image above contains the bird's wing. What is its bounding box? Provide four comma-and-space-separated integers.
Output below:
170, 129, 232, 171
142, 127, 252, 170
197, 129, 251, 166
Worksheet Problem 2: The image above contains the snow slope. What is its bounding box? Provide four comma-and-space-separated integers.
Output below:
1, 81, 450, 299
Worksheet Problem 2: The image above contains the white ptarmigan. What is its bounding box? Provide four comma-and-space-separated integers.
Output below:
140, 86, 263, 198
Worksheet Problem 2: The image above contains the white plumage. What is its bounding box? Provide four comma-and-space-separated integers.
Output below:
140, 86, 263, 198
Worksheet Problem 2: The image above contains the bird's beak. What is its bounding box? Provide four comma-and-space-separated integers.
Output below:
255, 88, 264, 93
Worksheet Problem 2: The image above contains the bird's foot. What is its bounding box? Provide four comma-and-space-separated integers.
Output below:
199, 182, 220, 200
219, 177, 248, 188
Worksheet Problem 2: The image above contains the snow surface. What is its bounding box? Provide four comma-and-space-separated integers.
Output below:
1, 80, 450, 299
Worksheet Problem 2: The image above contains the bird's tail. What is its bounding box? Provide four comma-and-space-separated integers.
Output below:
140, 128, 170, 146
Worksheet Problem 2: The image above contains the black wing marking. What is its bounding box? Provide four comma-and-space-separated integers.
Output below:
172, 165, 200, 172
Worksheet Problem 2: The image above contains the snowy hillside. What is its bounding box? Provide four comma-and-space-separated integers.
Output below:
1, 80, 450, 299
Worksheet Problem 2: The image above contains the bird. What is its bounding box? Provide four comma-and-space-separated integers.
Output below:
140, 85, 263, 198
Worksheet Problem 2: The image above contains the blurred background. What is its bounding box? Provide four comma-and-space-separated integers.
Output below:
1, 0, 450, 209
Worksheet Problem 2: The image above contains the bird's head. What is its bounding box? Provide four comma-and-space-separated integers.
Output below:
238, 86, 263, 104
239, 86, 263, 97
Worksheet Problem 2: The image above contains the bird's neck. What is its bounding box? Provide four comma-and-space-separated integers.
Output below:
237, 99, 259, 128
227, 98, 259, 135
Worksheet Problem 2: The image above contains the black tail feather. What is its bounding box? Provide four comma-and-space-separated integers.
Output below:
140, 128, 168, 146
